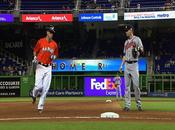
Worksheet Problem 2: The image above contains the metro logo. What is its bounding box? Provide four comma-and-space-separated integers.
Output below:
22, 14, 73, 22
91, 78, 116, 90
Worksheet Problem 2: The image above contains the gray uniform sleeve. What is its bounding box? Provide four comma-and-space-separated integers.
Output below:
123, 41, 127, 55
136, 37, 143, 50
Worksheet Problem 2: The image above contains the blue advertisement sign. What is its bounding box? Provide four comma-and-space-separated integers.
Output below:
0, 14, 14, 22
79, 13, 118, 22
79, 13, 103, 22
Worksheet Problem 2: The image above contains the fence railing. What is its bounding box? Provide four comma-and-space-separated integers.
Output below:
147, 74, 175, 93
1, 6, 175, 14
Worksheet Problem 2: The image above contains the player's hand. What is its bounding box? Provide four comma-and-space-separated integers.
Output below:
32, 56, 38, 63
119, 66, 122, 73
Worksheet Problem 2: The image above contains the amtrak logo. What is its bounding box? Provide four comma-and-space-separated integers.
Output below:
42, 47, 54, 53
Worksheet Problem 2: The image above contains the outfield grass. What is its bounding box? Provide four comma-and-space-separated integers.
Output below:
118, 100, 175, 111
0, 97, 175, 102
0, 97, 175, 130
0, 122, 175, 130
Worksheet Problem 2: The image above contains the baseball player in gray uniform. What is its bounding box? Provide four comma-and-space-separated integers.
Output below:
119, 25, 144, 111
113, 75, 122, 100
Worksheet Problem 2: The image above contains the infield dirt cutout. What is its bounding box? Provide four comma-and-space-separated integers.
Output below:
0, 100, 175, 122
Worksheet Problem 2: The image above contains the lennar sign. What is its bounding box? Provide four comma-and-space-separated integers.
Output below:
22, 14, 73, 22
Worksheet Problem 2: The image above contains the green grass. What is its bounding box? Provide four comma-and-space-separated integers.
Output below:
0, 122, 175, 130
118, 98, 175, 111
142, 102, 175, 111
0, 97, 175, 102
0, 97, 175, 130
0, 97, 115, 102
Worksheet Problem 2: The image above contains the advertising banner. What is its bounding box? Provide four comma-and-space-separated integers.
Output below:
79, 13, 118, 22
148, 92, 175, 97
52, 58, 147, 72
84, 77, 125, 97
0, 14, 14, 22
124, 11, 175, 20
0, 77, 20, 97
29, 90, 84, 97
22, 14, 73, 22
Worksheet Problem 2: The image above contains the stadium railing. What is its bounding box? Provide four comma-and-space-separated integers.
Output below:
1, 6, 175, 14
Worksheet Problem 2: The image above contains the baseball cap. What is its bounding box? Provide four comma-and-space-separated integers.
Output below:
46, 25, 55, 33
124, 25, 134, 32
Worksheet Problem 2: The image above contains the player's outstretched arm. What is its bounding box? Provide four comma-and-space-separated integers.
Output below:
119, 56, 126, 73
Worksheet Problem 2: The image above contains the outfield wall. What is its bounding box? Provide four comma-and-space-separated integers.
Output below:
0, 74, 174, 97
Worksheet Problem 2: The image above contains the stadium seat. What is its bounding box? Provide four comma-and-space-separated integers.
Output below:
21, 0, 75, 10
129, 0, 166, 8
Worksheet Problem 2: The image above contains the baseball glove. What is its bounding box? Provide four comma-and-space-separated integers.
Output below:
132, 47, 139, 58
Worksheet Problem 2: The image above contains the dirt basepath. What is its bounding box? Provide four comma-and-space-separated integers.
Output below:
0, 100, 174, 123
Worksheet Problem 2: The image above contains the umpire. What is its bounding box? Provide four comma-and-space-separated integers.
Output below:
119, 25, 144, 111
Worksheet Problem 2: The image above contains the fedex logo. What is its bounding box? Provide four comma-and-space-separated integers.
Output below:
85, 77, 125, 97
91, 78, 116, 90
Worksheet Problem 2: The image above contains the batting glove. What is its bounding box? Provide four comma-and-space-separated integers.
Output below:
119, 66, 122, 73
32, 56, 38, 63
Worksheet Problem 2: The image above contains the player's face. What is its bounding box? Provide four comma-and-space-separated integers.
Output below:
47, 31, 54, 39
125, 29, 132, 37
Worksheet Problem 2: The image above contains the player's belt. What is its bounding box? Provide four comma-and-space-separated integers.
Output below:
38, 62, 51, 67
126, 61, 138, 64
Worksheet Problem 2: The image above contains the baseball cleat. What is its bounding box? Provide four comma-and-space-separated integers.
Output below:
138, 107, 143, 111
38, 109, 43, 114
123, 107, 130, 111
32, 96, 36, 104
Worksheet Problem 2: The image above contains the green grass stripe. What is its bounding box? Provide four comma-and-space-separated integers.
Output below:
0, 122, 175, 130
119, 100, 175, 111
0, 97, 115, 102
0, 97, 175, 102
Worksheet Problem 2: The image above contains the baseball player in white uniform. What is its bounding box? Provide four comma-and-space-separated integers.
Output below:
32, 25, 58, 113
120, 25, 144, 111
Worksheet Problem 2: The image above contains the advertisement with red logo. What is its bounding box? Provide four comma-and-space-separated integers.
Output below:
22, 14, 73, 22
